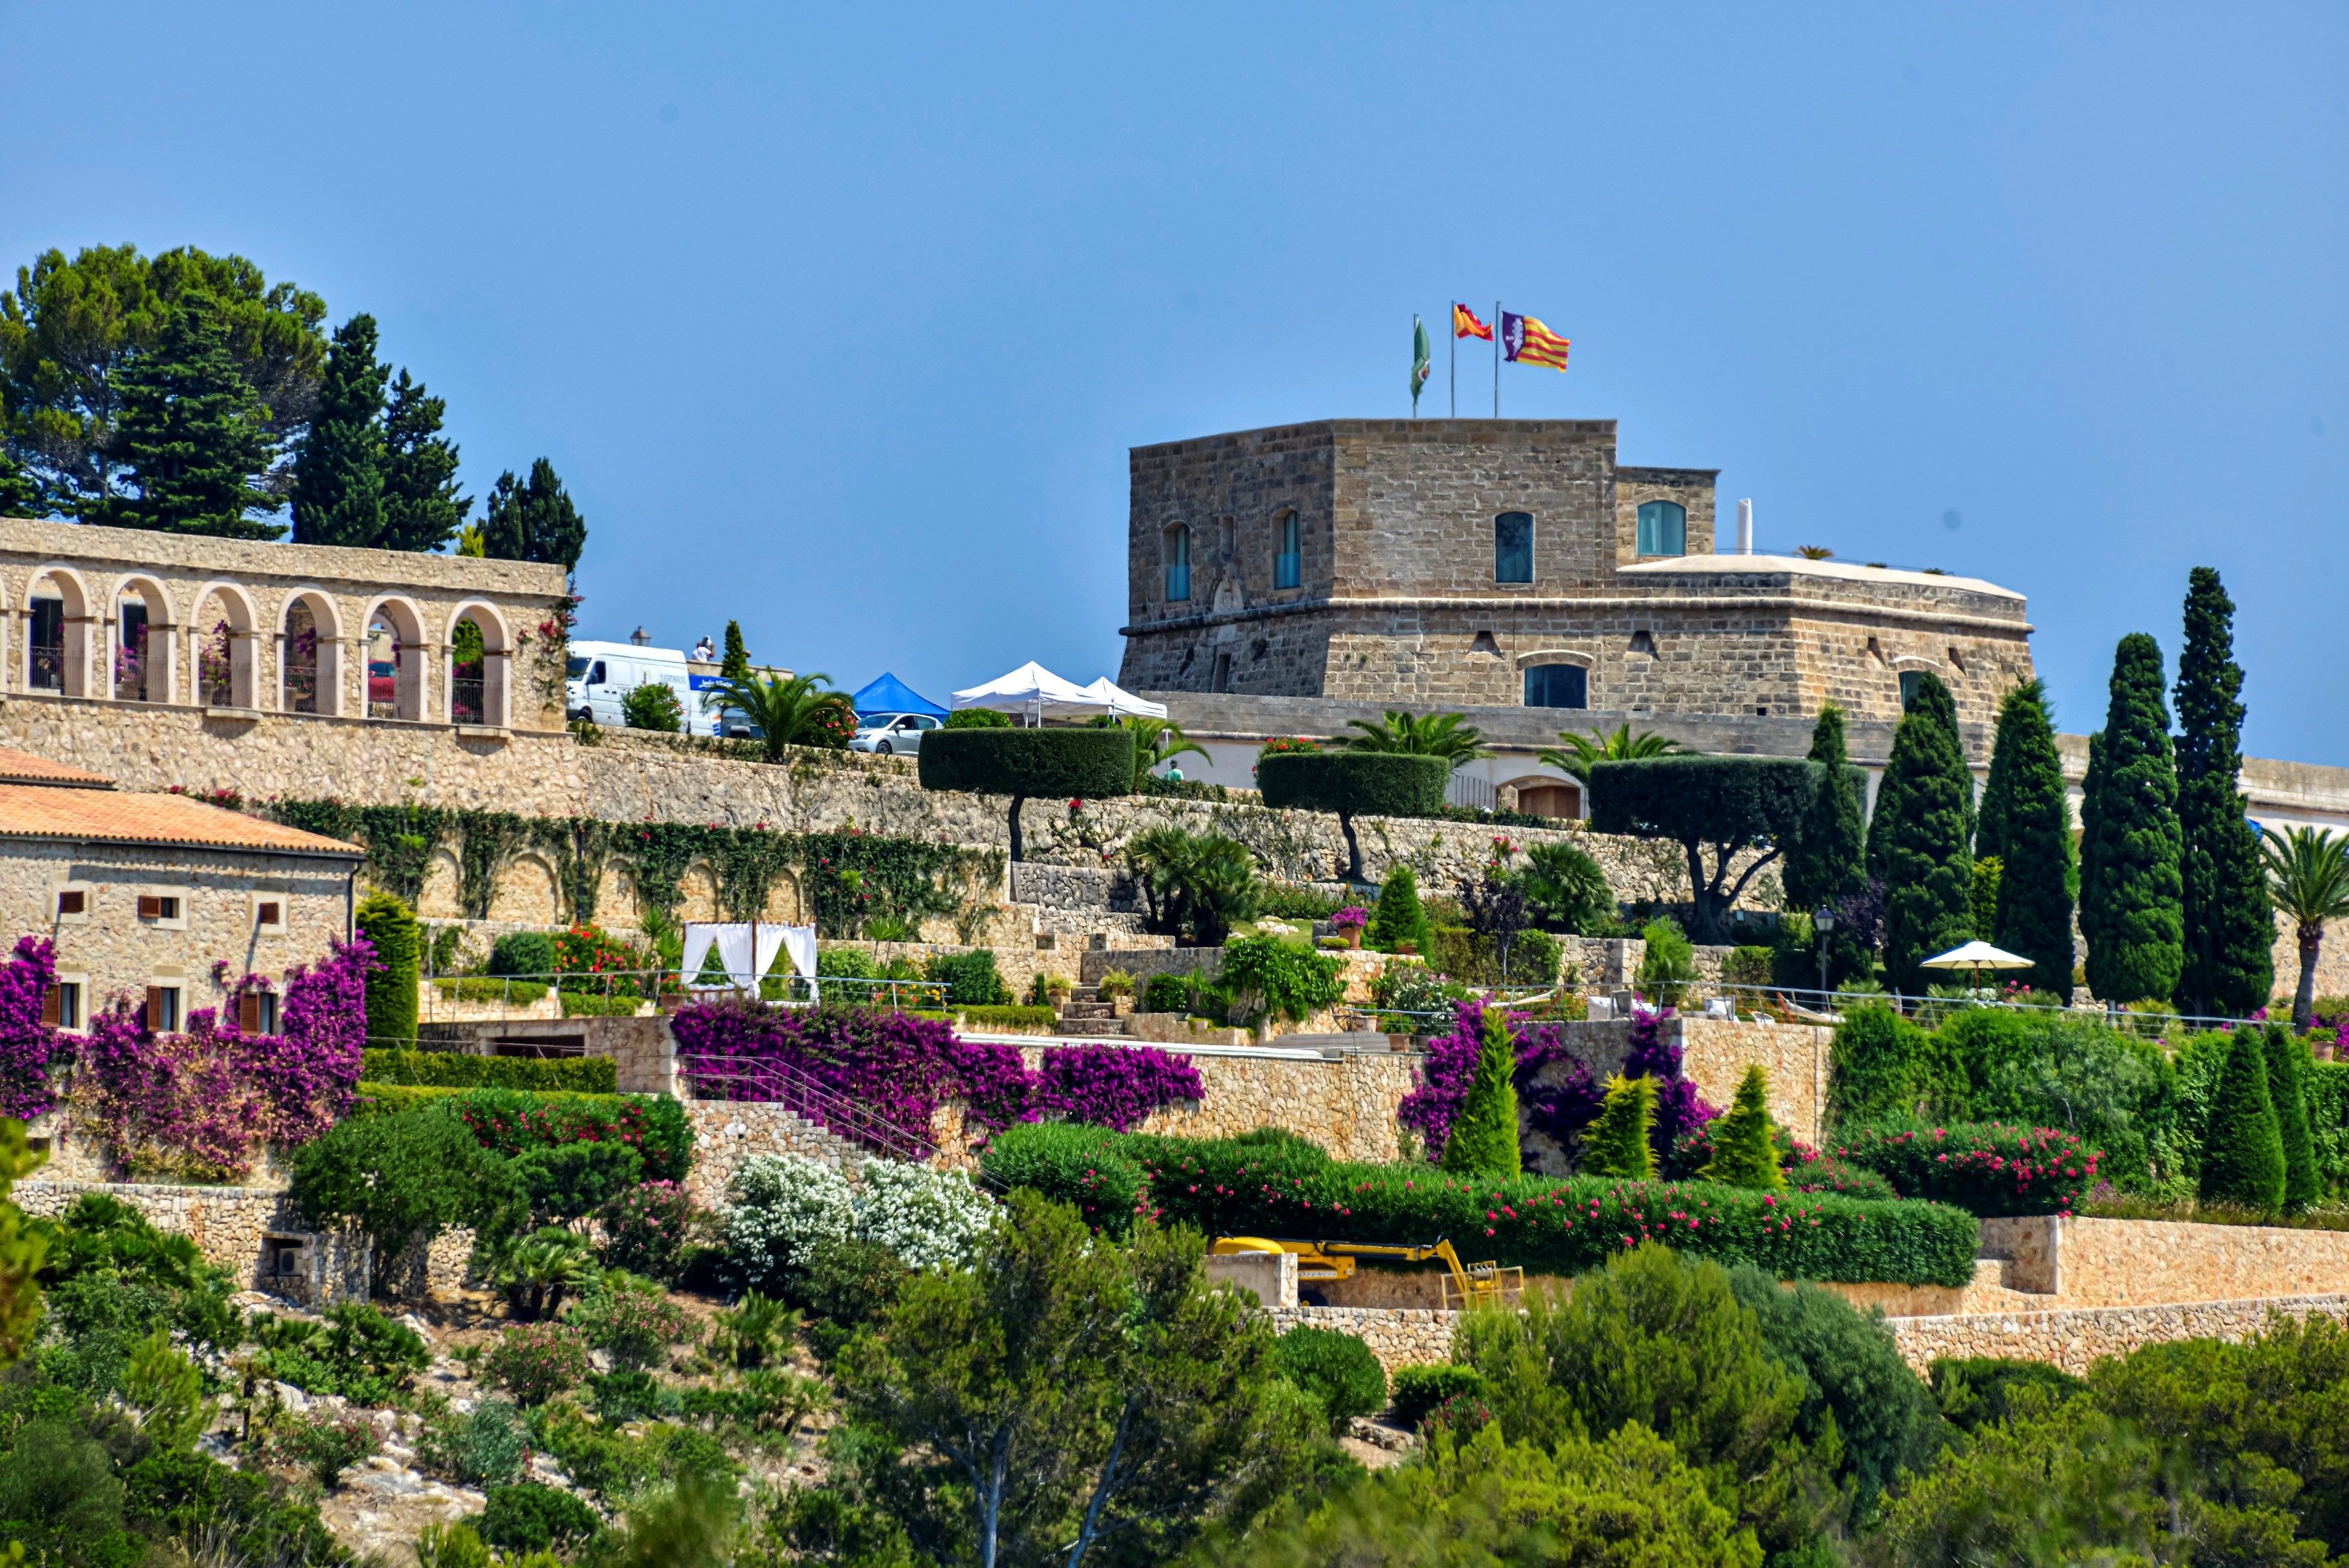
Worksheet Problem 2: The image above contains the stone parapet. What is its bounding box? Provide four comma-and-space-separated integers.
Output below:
1884, 1294, 2349, 1376
1970, 1215, 2349, 1308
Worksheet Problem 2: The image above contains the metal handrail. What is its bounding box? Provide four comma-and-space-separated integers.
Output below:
678, 1057, 937, 1162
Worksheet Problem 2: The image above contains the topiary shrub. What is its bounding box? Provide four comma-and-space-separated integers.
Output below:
1827, 1003, 1929, 1130
1588, 755, 1822, 943
2261, 1024, 2319, 1212
488, 931, 558, 978
480, 1481, 599, 1553
1390, 1364, 1488, 1431
1700, 1065, 1785, 1189
1256, 752, 1448, 881
354, 892, 419, 1048
1366, 865, 1431, 953
1270, 1326, 1388, 1435
2200, 1027, 2286, 1212
917, 727, 1133, 860
924, 949, 1010, 1006
1440, 1006, 1521, 1177
1580, 1075, 1657, 1179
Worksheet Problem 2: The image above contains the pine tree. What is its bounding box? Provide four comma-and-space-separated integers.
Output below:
1980, 681, 2078, 998
2080, 635, 2185, 1004
1579, 1075, 1656, 1179
2198, 1026, 2285, 1212
1440, 1007, 1521, 1178
481, 457, 588, 573
354, 891, 419, 1049
103, 288, 282, 538
2259, 1023, 2317, 1212
2175, 568, 2275, 1018
1698, 1065, 1784, 1189
721, 621, 751, 681
0, 447, 40, 516
290, 313, 389, 546
1366, 866, 1428, 953
379, 369, 471, 553
1879, 673, 1975, 993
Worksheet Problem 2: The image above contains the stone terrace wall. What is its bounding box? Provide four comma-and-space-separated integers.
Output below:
15, 1178, 368, 1306
1884, 1295, 2349, 1376
1976, 1215, 2349, 1307
1268, 1305, 1460, 1378
1119, 1044, 1419, 1164
681, 1099, 873, 1210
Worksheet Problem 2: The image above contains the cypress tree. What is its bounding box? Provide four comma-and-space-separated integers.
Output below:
1785, 705, 1866, 911
721, 621, 751, 680
2080, 635, 2185, 1004
1366, 866, 1428, 953
1878, 673, 1975, 993
1440, 1006, 1522, 1178
1579, 1074, 1656, 1179
481, 457, 589, 573
1698, 1065, 1784, 1189
2198, 1026, 2285, 1213
1981, 681, 2078, 997
290, 313, 389, 546
354, 891, 420, 1049
2259, 1023, 2318, 1212
2175, 568, 2275, 1018
379, 369, 471, 553
105, 288, 282, 538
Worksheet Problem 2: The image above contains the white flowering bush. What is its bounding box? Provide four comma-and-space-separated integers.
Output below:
725, 1152, 855, 1290
855, 1158, 998, 1271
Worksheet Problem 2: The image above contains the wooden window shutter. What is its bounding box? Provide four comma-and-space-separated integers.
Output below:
56, 889, 84, 916
145, 987, 163, 1029
239, 993, 263, 1033
137, 894, 161, 920
39, 987, 58, 1027
257, 900, 281, 928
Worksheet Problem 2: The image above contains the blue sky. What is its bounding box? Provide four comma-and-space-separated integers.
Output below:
4, 3, 2345, 758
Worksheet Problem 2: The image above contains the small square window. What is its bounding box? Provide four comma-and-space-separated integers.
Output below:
56, 888, 85, 918
238, 991, 279, 1034
255, 898, 285, 933
40, 981, 81, 1030
135, 890, 186, 928
145, 985, 182, 1032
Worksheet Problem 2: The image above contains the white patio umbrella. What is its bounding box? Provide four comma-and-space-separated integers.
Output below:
1918, 939, 2037, 993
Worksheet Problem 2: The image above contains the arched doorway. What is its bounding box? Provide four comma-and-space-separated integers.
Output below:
363, 599, 426, 721
24, 568, 90, 696
446, 603, 510, 727
190, 583, 259, 709
111, 576, 175, 702
281, 591, 341, 715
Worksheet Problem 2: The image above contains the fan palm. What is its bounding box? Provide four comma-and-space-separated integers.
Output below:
1519, 841, 1615, 934
704, 672, 857, 762
2262, 825, 2349, 1026
1335, 709, 1488, 766
1126, 826, 1261, 945
1536, 723, 1694, 784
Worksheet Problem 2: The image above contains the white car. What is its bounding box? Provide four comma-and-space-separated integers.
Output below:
851, 712, 941, 755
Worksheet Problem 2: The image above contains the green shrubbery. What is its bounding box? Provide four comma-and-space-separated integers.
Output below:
361, 1048, 617, 1093
1270, 1327, 1387, 1434
1388, 1364, 1488, 1430
488, 930, 558, 976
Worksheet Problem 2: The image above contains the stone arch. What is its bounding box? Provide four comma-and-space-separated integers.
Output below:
23, 564, 92, 697
188, 580, 261, 709
361, 595, 429, 721
417, 847, 463, 920
493, 852, 563, 926
280, 588, 343, 715
761, 871, 804, 924
677, 862, 720, 922
107, 573, 178, 703
444, 599, 512, 727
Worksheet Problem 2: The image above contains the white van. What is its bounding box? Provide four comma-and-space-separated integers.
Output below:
565, 640, 718, 733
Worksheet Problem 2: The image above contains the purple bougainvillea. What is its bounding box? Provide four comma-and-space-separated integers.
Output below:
0, 937, 60, 1120
72, 935, 371, 1179
1400, 999, 1713, 1169
1036, 1043, 1203, 1132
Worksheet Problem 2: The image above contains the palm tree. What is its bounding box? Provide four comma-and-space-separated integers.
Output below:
1126, 827, 1261, 945
2262, 825, 2349, 1025
1796, 544, 1835, 560
704, 672, 857, 762
1099, 715, 1211, 788
1335, 709, 1488, 767
1536, 723, 1694, 784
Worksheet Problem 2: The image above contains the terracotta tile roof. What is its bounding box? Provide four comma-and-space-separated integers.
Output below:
0, 747, 114, 789
0, 783, 364, 857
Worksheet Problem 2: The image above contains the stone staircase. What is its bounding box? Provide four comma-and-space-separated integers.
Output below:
1054, 985, 1130, 1039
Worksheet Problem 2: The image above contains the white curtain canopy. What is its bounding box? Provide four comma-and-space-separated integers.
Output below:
682, 922, 817, 991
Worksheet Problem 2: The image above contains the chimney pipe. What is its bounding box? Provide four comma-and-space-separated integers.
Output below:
1736, 498, 1754, 555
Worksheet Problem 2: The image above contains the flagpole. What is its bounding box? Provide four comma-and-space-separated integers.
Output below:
1449, 302, 1456, 418
1492, 300, 1501, 418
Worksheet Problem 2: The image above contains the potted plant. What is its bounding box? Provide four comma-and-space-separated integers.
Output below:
1331, 905, 1369, 949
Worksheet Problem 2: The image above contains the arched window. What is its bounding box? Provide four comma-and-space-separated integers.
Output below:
1164, 524, 1191, 602
1494, 512, 1534, 583
1637, 501, 1687, 556
1274, 511, 1301, 589
1899, 670, 1925, 709
1523, 664, 1588, 709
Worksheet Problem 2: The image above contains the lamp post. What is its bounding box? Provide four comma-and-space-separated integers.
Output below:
1813, 905, 1837, 1002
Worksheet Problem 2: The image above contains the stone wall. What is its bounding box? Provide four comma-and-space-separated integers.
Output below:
681, 1097, 874, 1209
15, 1177, 368, 1306
1120, 1043, 1419, 1163
1972, 1215, 2349, 1308
1884, 1295, 2349, 1376
1266, 1305, 1461, 1378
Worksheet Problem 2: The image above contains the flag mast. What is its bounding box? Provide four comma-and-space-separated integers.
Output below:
1492, 300, 1501, 418
1449, 302, 1456, 418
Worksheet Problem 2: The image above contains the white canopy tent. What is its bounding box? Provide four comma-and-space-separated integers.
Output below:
951, 662, 1167, 725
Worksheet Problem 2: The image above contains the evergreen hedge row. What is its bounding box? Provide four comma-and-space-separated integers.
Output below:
1829, 1123, 2100, 1216
360, 1049, 617, 1094
916, 727, 1135, 800
347, 1085, 693, 1181
981, 1124, 1980, 1287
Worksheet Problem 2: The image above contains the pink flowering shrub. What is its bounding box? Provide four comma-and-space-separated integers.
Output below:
600, 1179, 711, 1282
73, 935, 372, 1179
1830, 1122, 2100, 1215
1399, 1000, 1654, 1166
1035, 1044, 1203, 1132
0, 937, 61, 1119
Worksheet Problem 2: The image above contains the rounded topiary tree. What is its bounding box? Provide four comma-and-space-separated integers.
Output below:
2199, 1026, 2285, 1213
917, 727, 1133, 861
353, 891, 419, 1048
1256, 751, 1447, 883
1439, 1007, 1520, 1177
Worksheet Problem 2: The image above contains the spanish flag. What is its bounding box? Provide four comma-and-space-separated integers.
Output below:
1453, 302, 1492, 341
1501, 311, 1570, 372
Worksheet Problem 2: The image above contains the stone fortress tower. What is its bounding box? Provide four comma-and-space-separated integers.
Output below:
1118, 418, 2033, 729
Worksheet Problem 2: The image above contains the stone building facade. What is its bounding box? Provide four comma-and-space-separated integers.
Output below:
0, 516, 572, 730
0, 746, 363, 1032
1118, 419, 2033, 729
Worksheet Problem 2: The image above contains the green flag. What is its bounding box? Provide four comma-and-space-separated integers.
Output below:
1411, 315, 1431, 414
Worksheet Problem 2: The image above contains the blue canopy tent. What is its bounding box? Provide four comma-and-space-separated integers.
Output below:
851, 672, 949, 719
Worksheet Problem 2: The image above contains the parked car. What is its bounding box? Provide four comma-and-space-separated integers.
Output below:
851, 712, 941, 754
565, 639, 721, 733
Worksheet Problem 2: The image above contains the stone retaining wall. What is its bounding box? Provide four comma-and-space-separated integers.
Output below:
1267, 1305, 1461, 1377
1122, 1044, 1419, 1163
1883, 1294, 2349, 1375
15, 1178, 368, 1305
680, 1099, 873, 1209
1973, 1215, 2349, 1307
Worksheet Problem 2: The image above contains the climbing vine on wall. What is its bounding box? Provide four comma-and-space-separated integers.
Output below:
458, 812, 532, 919
276, 802, 452, 905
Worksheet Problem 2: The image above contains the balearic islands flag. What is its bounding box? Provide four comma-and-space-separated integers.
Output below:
1500, 311, 1570, 371
1453, 303, 1493, 341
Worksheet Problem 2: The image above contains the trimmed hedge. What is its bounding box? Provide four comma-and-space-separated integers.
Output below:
916, 727, 1135, 800
1829, 1122, 2100, 1215
1255, 751, 1447, 819
433, 977, 552, 1006
347, 1085, 692, 1183
981, 1124, 1980, 1287
361, 1050, 617, 1093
